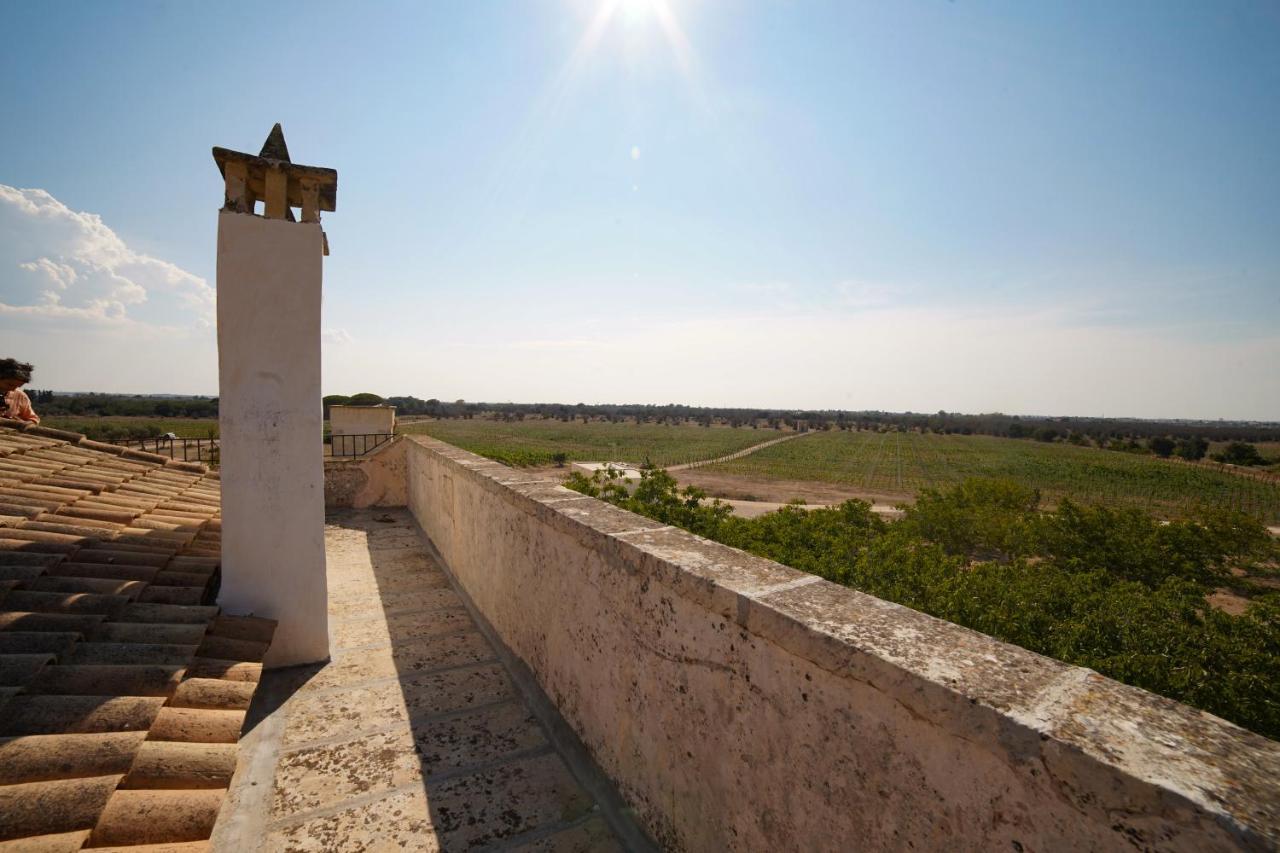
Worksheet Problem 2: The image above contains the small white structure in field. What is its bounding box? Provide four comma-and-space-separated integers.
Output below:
330, 404, 396, 437
570, 461, 645, 481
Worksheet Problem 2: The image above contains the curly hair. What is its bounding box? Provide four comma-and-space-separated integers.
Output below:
0, 359, 34, 382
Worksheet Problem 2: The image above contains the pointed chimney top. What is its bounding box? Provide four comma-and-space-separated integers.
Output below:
259, 123, 291, 162
214, 125, 336, 223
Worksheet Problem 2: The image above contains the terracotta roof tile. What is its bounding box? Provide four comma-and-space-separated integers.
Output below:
168, 678, 255, 711
119, 741, 238, 790
0, 566, 50, 582
89, 788, 223, 846
1, 696, 166, 736
148, 708, 245, 744
47, 564, 162, 583
120, 603, 218, 624
27, 664, 186, 697
0, 503, 43, 519
0, 632, 79, 657
91, 624, 206, 646
0, 775, 121, 841
1, 591, 131, 618
0, 425, 277, 849
89, 842, 211, 852
67, 643, 198, 666
0, 653, 54, 688
194, 634, 267, 663
182, 659, 262, 683
0, 612, 107, 634
0, 733, 145, 785
135, 586, 206, 606
75, 440, 127, 457
0, 829, 91, 852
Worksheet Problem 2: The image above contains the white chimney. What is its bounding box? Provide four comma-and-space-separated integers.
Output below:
212, 124, 336, 667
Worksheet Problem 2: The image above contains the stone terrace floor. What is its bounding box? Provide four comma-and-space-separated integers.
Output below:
211, 508, 625, 852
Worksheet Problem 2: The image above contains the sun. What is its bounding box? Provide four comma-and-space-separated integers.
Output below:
618, 0, 664, 24
570, 0, 696, 77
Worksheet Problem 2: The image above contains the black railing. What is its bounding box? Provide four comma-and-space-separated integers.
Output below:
325, 433, 394, 458
110, 436, 219, 465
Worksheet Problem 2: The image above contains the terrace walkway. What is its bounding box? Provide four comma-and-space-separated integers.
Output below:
213, 508, 630, 851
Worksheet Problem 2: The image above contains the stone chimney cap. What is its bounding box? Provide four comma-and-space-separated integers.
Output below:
213, 124, 337, 214
259, 122, 291, 162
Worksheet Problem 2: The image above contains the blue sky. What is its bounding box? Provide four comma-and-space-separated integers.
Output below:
2, 0, 1277, 419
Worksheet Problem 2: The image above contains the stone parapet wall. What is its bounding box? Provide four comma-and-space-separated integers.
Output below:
404, 436, 1280, 852
323, 436, 407, 509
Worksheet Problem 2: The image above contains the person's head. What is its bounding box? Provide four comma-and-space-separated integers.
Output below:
0, 359, 34, 394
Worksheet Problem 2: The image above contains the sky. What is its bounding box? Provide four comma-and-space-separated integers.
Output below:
1, 0, 1278, 420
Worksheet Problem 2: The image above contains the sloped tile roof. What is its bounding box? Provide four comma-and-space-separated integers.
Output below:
0, 419, 276, 849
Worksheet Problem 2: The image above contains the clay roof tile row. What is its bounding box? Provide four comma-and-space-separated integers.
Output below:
0, 421, 276, 850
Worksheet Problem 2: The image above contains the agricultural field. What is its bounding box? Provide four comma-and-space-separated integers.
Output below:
705, 430, 1280, 524
400, 418, 773, 467
41, 416, 220, 442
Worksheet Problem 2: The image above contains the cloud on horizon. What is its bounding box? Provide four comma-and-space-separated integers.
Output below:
0, 184, 213, 327
327, 304, 1279, 421
2, 190, 1275, 420
322, 328, 355, 346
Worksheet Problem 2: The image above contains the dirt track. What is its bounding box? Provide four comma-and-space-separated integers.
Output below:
674, 467, 914, 507
668, 431, 811, 471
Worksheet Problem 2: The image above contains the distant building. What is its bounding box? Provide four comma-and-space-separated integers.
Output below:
329, 404, 396, 437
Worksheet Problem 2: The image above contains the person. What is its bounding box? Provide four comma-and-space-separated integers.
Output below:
0, 359, 40, 424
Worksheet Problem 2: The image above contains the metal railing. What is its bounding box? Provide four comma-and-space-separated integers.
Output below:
110, 436, 220, 465
325, 433, 394, 458
109, 433, 393, 463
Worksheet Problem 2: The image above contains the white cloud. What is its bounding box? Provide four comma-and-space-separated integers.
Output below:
737, 281, 793, 295
322, 328, 355, 346
835, 280, 898, 309
507, 337, 603, 350
0, 185, 213, 327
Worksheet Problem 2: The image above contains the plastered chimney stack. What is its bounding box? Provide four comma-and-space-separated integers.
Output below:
212, 125, 337, 667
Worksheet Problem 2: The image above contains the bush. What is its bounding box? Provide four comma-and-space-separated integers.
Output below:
565, 471, 1280, 738
1213, 442, 1267, 467
1175, 436, 1209, 461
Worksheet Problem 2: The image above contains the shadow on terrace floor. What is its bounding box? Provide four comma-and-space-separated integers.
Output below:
224, 508, 628, 852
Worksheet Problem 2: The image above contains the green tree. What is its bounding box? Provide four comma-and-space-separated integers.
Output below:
322, 395, 351, 418
1175, 436, 1209, 461
1214, 442, 1266, 466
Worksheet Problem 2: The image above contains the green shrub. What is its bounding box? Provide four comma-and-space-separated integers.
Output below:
565, 471, 1280, 738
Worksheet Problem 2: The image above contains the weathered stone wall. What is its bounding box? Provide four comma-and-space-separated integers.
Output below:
323, 436, 407, 509
404, 436, 1280, 852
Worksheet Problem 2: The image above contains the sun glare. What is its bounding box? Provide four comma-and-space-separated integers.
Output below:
571, 0, 697, 78
619, 0, 662, 24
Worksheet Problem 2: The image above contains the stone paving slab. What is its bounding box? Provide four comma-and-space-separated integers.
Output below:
226, 508, 622, 852
509, 816, 626, 853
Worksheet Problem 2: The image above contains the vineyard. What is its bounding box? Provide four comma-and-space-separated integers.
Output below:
706, 430, 1280, 523
42, 416, 220, 442
400, 419, 772, 467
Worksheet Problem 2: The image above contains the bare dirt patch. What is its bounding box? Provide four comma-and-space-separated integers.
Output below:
1208, 590, 1252, 616
673, 469, 914, 509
